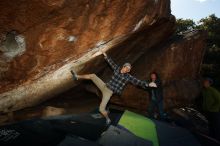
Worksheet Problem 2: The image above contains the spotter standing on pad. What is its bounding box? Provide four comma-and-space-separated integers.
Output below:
71, 50, 151, 124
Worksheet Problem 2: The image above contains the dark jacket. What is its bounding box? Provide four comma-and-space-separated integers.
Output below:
148, 79, 163, 102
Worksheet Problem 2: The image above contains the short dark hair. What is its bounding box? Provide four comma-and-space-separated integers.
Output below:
204, 77, 214, 85
150, 71, 161, 81
150, 71, 158, 77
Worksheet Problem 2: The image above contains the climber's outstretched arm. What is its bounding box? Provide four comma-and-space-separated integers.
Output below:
101, 51, 119, 70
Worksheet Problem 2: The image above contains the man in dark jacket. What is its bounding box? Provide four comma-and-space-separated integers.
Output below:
71, 51, 148, 124
147, 72, 166, 120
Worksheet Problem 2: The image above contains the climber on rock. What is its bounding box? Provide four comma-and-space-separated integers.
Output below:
70, 50, 151, 124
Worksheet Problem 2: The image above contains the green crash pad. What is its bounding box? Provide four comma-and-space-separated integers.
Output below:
118, 110, 159, 146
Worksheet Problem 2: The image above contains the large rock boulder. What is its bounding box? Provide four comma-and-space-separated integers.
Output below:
0, 0, 205, 113
109, 30, 206, 110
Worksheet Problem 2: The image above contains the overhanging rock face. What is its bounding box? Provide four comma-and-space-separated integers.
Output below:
0, 0, 205, 113
108, 30, 206, 110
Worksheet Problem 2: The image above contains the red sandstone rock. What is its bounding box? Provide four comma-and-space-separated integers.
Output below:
0, 0, 206, 113
109, 30, 206, 110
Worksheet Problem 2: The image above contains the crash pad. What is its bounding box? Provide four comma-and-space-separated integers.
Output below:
118, 110, 159, 146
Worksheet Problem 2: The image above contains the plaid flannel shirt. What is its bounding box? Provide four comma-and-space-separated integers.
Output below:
104, 56, 148, 95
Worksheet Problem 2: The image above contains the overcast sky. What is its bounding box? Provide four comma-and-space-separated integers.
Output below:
171, 0, 220, 22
